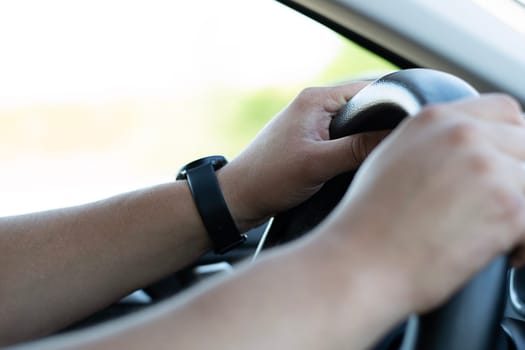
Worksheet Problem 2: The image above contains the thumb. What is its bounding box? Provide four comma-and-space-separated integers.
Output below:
317, 130, 390, 178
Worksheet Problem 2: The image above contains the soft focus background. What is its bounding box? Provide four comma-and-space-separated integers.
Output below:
0, 0, 394, 216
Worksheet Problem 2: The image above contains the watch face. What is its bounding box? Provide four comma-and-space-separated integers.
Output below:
176, 155, 227, 180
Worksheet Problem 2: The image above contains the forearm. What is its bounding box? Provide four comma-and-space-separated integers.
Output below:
9, 232, 409, 350
0, 166, 253, 345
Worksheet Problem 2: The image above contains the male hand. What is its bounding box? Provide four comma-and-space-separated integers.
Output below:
219, 82, 388, 230
315, 94, 525, 316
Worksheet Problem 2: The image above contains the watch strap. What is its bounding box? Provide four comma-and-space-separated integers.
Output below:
181, 159, 246, 254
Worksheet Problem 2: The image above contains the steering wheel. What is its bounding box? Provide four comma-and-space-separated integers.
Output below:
257, 69, 508, 350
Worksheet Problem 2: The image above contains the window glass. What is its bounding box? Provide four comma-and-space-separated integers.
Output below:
0, 0, 396, 216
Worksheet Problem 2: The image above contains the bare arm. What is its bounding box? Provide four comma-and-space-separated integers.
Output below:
0, 178, 229, 343
8, 94, 525, 350
7, 233, 407, 350
1, 83, 382, 345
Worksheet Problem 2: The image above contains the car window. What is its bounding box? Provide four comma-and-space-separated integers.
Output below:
0, 0, 396, 216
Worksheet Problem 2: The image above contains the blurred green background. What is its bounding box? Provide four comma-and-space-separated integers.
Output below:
0, 38, 395, 173
0, 0, 395, 214
213, 40, 396, 157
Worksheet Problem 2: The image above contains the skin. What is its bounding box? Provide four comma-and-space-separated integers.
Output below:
3, 86, 525, 350
0, 82, 385, 346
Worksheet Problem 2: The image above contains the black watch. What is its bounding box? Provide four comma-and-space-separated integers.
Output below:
177, 155, 246, 254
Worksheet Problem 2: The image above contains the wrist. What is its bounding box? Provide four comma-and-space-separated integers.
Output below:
298, 223, 415, 348
216, 162, 269, 233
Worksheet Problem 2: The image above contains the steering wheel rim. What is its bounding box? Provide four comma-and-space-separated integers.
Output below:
257, 69, 508, 350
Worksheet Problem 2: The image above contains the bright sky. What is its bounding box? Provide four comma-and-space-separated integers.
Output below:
0, 0, 341, 105
0, 0, 344, 215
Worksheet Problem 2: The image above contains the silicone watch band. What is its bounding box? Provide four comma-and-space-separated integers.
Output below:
177, 156, 246, 254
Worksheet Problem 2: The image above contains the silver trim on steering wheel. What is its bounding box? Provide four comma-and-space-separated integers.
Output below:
509, 268, 525, 315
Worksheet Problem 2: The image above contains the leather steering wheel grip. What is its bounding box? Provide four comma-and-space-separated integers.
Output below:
330, 68, 477, 137
260, 69, 508, 350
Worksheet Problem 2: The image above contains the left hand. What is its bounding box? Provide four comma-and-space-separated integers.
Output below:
218, 82, 388, 230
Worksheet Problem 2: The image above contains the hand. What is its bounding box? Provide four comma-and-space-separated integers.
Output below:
219, 83, 388, 230
315, 94, 525, 315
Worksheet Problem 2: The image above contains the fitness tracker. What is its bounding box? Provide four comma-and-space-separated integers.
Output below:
177, 156, 247, 254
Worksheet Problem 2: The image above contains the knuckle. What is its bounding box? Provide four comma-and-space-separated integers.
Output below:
415, 105, 444, 125
294, 87, 325, 112
466, 151, 494, 175
296, 87, 323, 103
491, 93, 522, 118
445, 122, 480, 146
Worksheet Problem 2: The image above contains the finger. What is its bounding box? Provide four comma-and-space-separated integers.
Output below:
440, 93, 524, 125
479, 122, 525, 162
324, 81, 370, 113
316, 130, 390, 177
479, 152, 525, 260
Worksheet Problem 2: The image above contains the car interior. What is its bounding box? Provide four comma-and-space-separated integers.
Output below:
4, 0, 525, 349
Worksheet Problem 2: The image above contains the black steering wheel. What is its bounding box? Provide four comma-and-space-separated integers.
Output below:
258, 69, 508, 350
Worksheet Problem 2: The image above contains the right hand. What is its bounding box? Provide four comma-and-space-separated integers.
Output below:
315, 94, 525, 315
